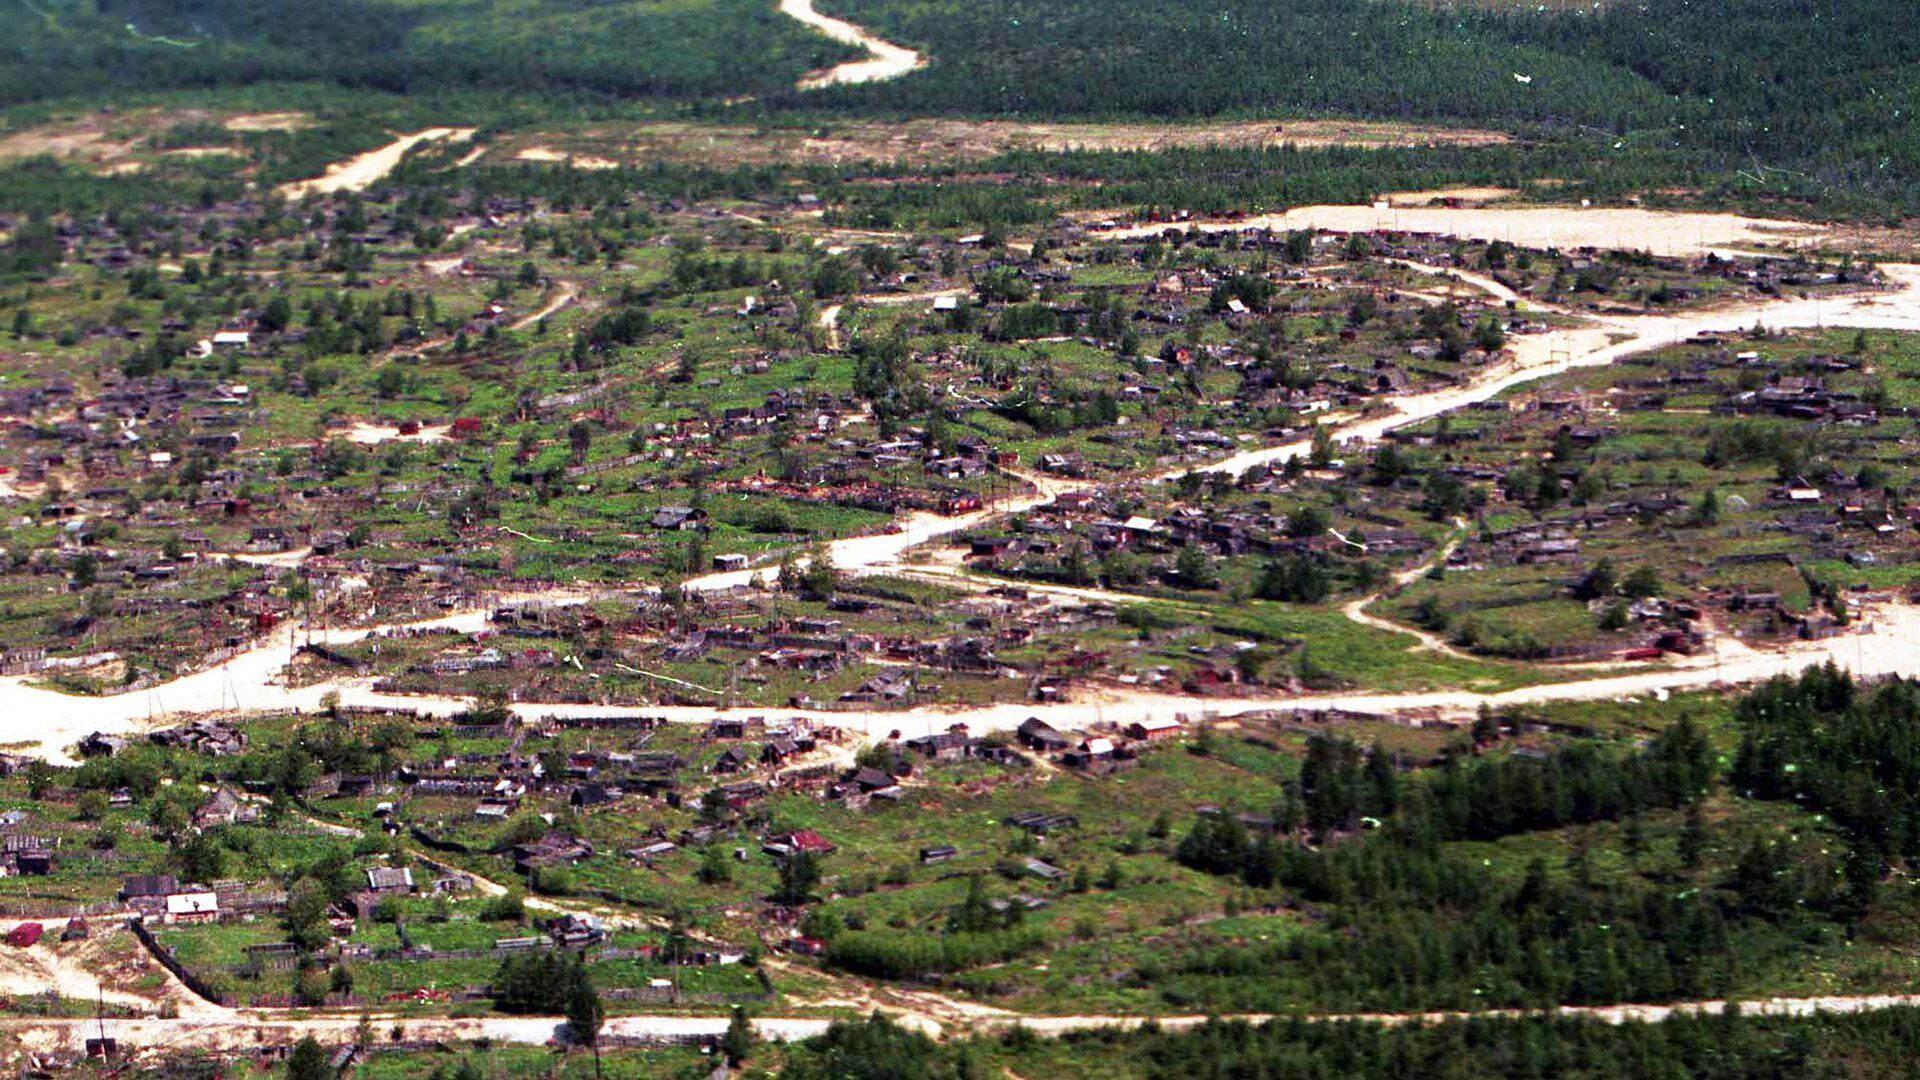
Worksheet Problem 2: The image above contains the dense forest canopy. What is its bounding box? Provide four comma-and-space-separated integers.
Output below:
1, 0, 856, 102
811, 0, 1920, 194
6, 0, 1917, 201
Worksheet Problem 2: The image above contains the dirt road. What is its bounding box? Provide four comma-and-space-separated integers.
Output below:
509, 283, 579, 332
781, 0, 925, 90
15, 986, 1920, 1059
277, 128, 477, 199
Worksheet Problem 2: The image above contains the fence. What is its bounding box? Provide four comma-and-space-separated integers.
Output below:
0, 900, 127, 920
127, 918, 229, 1007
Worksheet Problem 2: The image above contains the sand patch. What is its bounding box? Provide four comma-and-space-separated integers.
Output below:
1384, 186, 1519, 207
782, 0, 924, 90
0, 125, 137, 166
1099, 203, 1827, 259
514, 146, 619, 170
222, 111, 308, 132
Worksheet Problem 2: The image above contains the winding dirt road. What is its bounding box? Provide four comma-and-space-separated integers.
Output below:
277, 128, 477, 199
509, 282, 579, 332
781, 0, 925, 90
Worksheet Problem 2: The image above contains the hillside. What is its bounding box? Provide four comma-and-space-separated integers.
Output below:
804, 0, 1920, 198
0, 0, 859, 103
5, 0, 1917, 207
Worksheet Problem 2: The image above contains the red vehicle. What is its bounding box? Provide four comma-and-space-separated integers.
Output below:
8, 923, 43, 947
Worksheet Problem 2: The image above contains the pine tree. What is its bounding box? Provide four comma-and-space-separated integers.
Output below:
1679, 801, 1709, 870
565, 958, 604, 1077
721, 1005, 757, 1065
285, 1037, 330, 1080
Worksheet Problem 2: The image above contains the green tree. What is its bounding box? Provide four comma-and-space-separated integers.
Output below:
286, 1036, 330, 1080
1621, 565, 1663, 598
74, 790, 108, 821
721, 1005, 757, 1065
1175, 545, 1217, 589
566, 958, 605, 1075
284, 879, 332, 950
798, 544, 839, 601
698, 845, 733, 885
1679, 801, 1709, 870
775, 852, 823, 905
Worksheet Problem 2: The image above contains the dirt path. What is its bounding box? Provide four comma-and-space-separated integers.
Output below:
818, 303, 844, 350
509, 283, 579, 332
781, 0, 925, 90
1386, 258, 1531, 306
818, 287, 969, 349
12, 985, 1920, 1059
1339, 528, 1475, 658
0, 925, 230, 1022
277, 128, 477, 199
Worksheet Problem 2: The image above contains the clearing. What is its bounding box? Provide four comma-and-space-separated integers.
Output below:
1099, 203, 1828, 259
480, 117, 1512, 170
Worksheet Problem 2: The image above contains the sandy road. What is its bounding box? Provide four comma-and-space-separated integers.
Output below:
781, 0, 925, 90
1385, 258, 1530, 306
15, 987, 1920, 1058
277, 128, 477, 199
1175, 262, 1920, 480
509, 282, 580, 332
3, 591, 1915, 761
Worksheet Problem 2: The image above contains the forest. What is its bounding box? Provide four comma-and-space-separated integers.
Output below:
1733, 665, 1920, 878
813, 0, 1920, 202
1, 0, 854, 104
774, 1007, 1920, 1079
1157, 704, 1897, 1012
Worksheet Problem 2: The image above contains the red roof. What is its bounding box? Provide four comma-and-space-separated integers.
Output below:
783, 829, 836, 854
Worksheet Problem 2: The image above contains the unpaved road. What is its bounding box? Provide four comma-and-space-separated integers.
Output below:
1178, 262, 1920, 480
0, 926, 225, 1022
277, 128, 476, 199
509, 282, 579, 331
1386, 258, 1530, 305
782, 0, 925, 89
1338, 528, 1473, 658
14, 988, 1920, 1057
816, 287, 969, 348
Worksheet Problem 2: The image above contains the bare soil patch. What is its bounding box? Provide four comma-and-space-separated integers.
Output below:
513, 146, 620, 170
222, 111, 308, 132
0, 123, 136, 166
493, 117, 1512, 170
